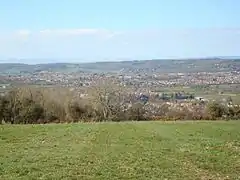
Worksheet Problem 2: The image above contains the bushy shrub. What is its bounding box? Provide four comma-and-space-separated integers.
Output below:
0, 86, 239, 124
206, 102, 226, 120
227, 106, 240, 120
67, 101, 94, 122
125, 103, 146, 121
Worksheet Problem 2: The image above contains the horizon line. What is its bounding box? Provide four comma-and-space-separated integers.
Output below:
0, 56, 240, 65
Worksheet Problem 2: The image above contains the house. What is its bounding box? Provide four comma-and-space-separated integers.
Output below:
195, 97, 207, 101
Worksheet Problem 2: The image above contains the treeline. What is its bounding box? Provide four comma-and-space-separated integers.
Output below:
0, 86, 239, 124
0, 86, 147, 124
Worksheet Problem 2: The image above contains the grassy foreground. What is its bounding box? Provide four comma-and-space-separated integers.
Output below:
0, 121, 240, 180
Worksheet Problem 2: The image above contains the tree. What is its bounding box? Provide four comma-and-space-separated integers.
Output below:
226, 96, 233, 104
206, 102, 226, 119
89, 80, 129, 121
0, 96, 5, 124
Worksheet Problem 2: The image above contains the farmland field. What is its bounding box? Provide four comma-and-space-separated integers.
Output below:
0, 121, 240, 180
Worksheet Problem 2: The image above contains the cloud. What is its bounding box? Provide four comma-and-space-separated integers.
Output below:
12, 29, 32, 42
38, 28, 121, 39
0, 28, 124, 59
105, 31, 123, 39
15, 29, 31, 36
1, 28, 240, 61
39, 28, 99, 35
0, 28, 122, 41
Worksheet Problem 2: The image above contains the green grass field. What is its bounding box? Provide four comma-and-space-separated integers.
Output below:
1, 121, 240, 180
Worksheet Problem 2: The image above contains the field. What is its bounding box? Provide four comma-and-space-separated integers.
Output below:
155, 84, 240, 104
0, 121, 240, 180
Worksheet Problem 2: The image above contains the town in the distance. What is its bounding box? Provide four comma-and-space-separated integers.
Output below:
0, 58, 240, 123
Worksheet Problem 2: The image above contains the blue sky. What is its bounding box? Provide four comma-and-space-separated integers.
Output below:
0, 0, 239, 63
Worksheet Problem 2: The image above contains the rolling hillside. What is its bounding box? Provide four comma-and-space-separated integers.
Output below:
0, 58, 239, 74
1, 121, 239, 179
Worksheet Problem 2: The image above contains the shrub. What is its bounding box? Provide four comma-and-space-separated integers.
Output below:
126, 103, 146, 121
17, 102, 44, 124
0, 86, 239, 123
67, 101, 92, 122
227, 106, 240, 119
206, 102, 226, 120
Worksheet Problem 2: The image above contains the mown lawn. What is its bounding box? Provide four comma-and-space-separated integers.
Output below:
0, 121, 240, 180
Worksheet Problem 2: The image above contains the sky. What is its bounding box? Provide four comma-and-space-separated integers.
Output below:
0, 0, 240, 63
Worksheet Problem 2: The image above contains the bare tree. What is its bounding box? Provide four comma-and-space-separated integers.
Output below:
88, 80, 129, 121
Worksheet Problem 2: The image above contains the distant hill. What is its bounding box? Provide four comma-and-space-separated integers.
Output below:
0, 58, 239, 74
